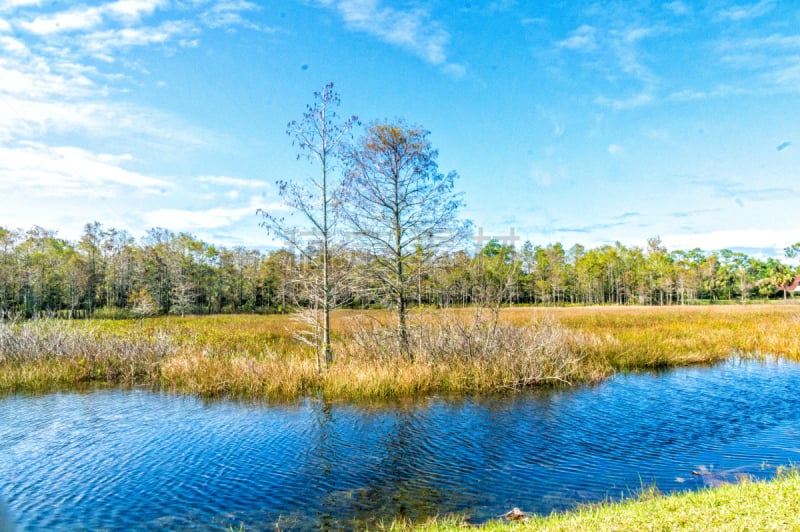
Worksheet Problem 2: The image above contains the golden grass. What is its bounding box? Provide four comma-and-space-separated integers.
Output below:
543, 305, 800, 368
2, 303, 800, 399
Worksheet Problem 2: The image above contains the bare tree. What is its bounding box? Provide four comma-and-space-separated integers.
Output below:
341, 120, 468, 358
260, 83, 357, 368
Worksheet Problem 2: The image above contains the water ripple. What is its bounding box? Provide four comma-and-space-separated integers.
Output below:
1, 358, 800, 529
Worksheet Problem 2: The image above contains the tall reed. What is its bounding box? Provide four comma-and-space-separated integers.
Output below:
0, 319, 171, 391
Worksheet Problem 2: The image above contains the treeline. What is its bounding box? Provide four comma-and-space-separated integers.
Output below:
0, 223, 797, 319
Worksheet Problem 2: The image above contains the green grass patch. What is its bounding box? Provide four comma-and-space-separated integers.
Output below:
390, 469, 800, 531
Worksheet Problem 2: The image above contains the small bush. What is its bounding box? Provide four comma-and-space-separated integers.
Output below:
335, 312, 611, 392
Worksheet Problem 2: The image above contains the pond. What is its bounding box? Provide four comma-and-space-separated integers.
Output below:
1, 357, 799, 530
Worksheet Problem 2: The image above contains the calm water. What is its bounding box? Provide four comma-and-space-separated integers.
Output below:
1, 358, 800, 530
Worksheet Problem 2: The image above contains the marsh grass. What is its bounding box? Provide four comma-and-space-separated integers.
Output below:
2, 304, 800, 399
0, 319, 171, 392
388, 469, 800, 531
326, 313, 610, 398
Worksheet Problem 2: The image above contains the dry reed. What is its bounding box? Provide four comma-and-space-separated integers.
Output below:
0, 319, 171, 391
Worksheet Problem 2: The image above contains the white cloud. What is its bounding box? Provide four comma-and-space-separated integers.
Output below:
736, 34, 800, 50
20, 7, 105, 35
0, 35, 27, 53
557, 22, 660, 105
667, 85, 744, 101
558, 25, 596, 51
663, 1, 691, 16
0, 0, 42, 10
322, 0, 460, 72
197, 176, 269, 188
711, 31, 800, 95
0, 93, 212, 147
595, 91, 653, 110
0, 58, 95, 98
770, 62, 800, 90
141, 195, 275, 231
443, 62, 467, 78
0, 0, 265, 243
81, 20, 196, 55
142, 206, 253, 230
717, 0, 775, 21
202, 0, 262, 29
621, 27, 656, 44
105, 0, 167, 22
18, 0, 168, 35
0, 142, 171, 196
608, 144, 623, 155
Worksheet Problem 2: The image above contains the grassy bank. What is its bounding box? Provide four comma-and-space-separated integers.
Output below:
391, 469, 800, 531
1, 304, 799, 399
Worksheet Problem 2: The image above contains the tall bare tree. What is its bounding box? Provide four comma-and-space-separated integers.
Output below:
341, 120, 467, 357
260, 83, 357, 368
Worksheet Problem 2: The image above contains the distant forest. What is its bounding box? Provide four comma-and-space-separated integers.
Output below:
0, 222, 798, 319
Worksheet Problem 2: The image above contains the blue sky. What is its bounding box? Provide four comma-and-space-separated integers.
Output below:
0, 0, 798, 257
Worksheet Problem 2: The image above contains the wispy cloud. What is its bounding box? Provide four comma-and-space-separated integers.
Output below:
142, 205, 257, 231
0, 1, 270, 243
319, 0, 464, 74
596, 91, 654, 110
663, 1, 691, 16
0, 142, 170, 197
668, 208, 723, 219
737, 34, 800, 49
557, 25, 596, 51
0, 0, 263, 232
18, 1, 170, 35
714, 32, 800, 94
662, 229, 797, 252
0, 0, 44, 10
197, 176, 270, 188
694, 178, 797, 202
0, 92, 213, 146
716, 0, 775, 21
141, 195, 282, 232
201, 0, 266, 30
80, 20, 197, 57
667, 85, 745, 101
105, 0, 168, 22
20, 6, 105, 35
0, 1, 257, 144
555, 221, 629, 234
556, 13, 666, 108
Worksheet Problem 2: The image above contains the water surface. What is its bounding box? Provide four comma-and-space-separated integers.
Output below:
1, 358, 799, 530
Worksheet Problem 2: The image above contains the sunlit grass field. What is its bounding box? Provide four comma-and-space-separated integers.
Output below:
1, 303, 799, 400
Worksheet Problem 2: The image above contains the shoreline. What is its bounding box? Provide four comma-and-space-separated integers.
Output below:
396, 469, 800, 531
